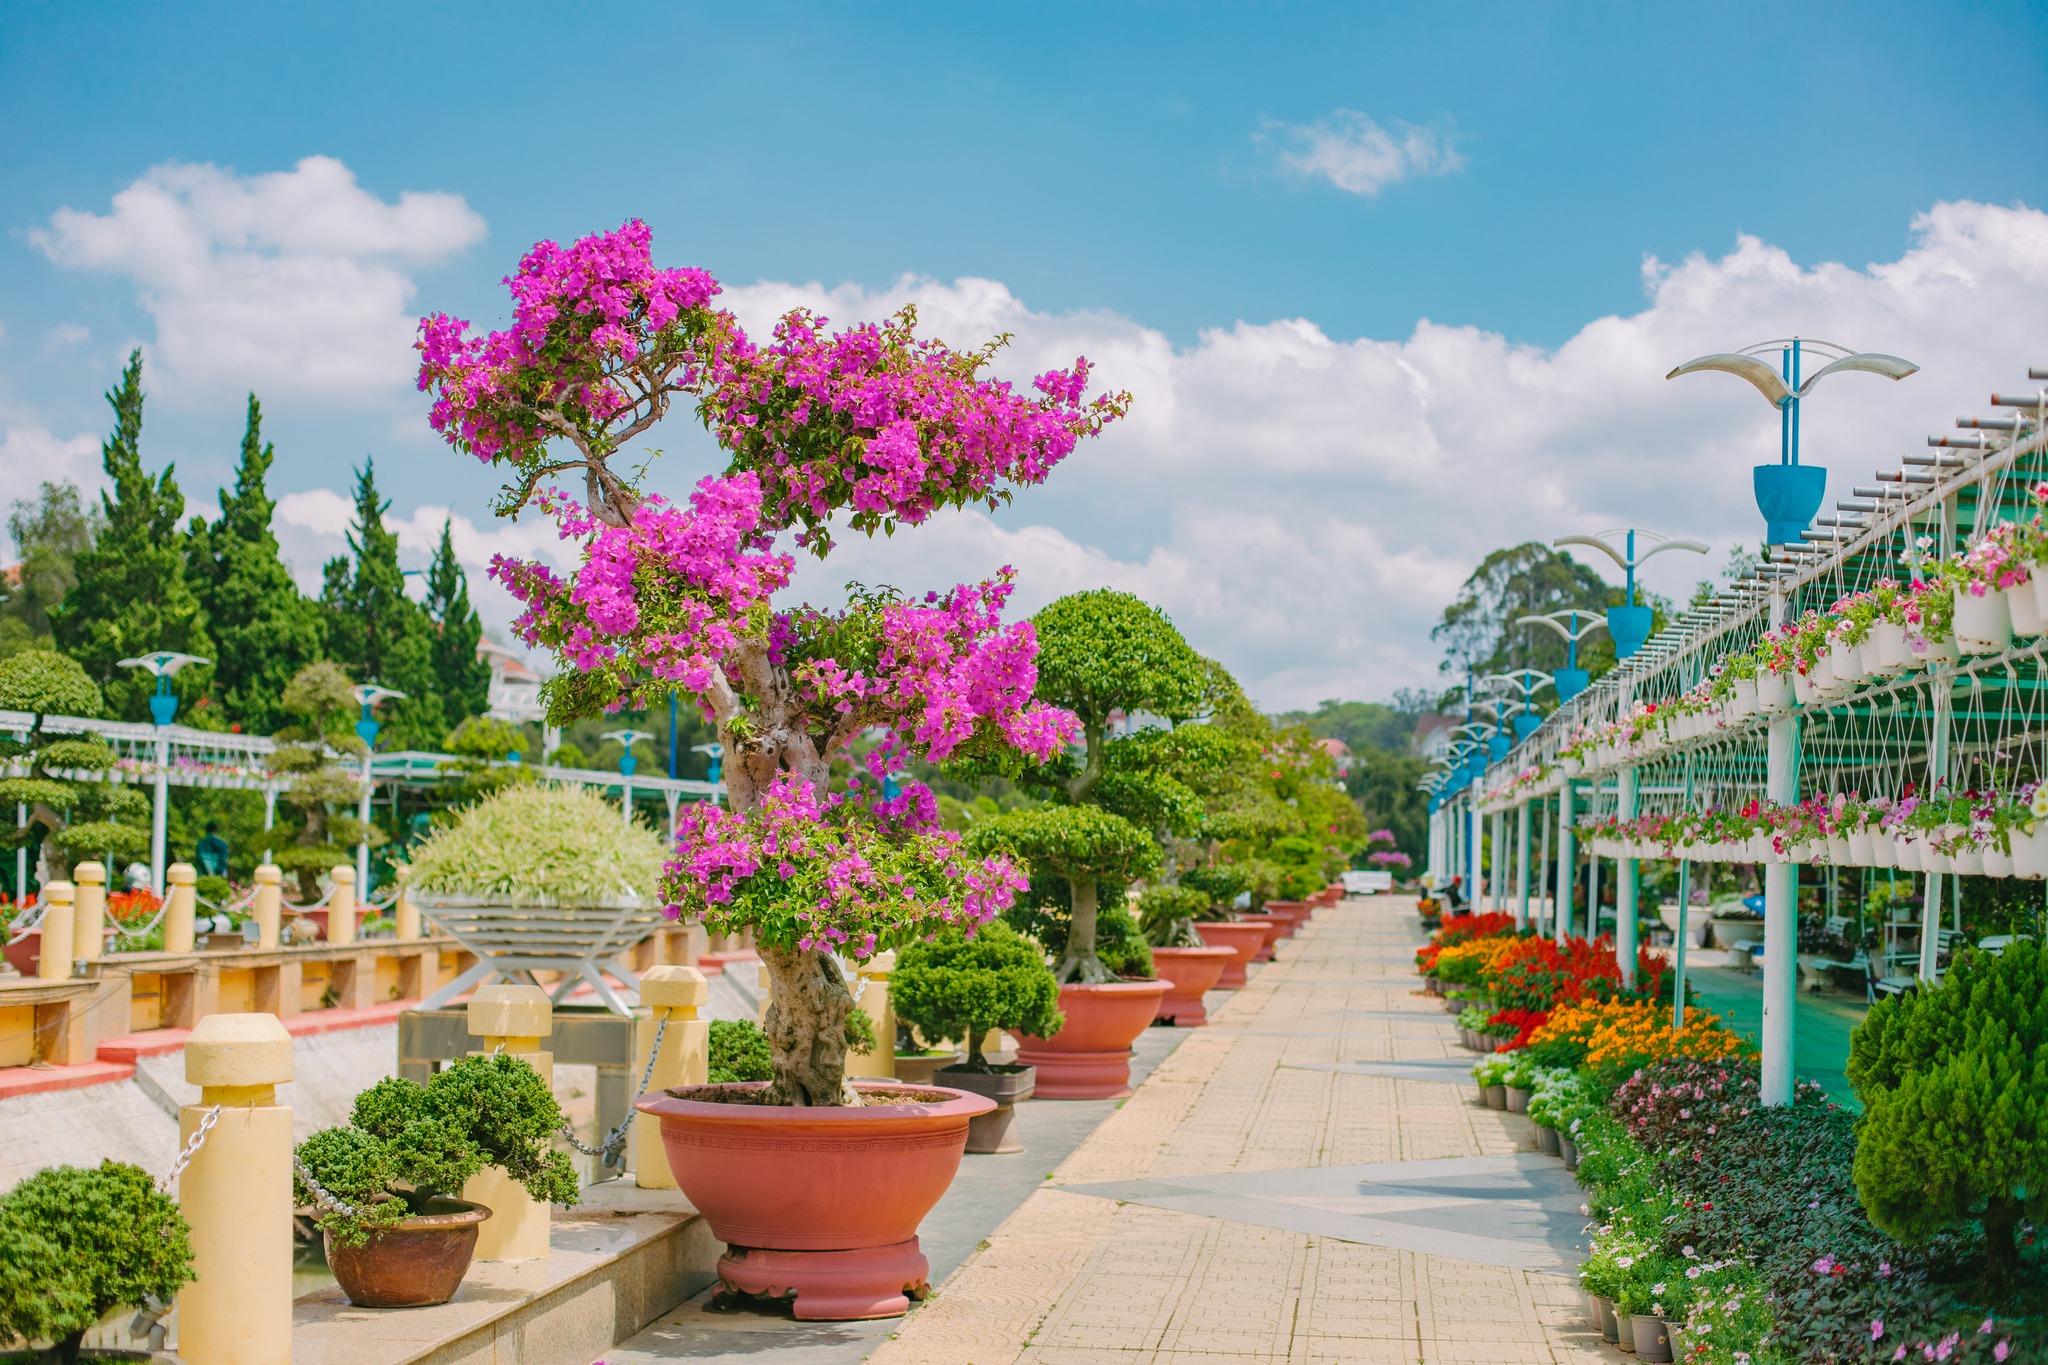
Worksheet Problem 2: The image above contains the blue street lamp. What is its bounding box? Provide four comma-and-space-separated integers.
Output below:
1668, 338, 1916, 545
603, 729, 656, 828
692, 742, 724, 786
1552, 529, 1707, 660
116, 651, 209, 894
1515, 608, 1607, 700
347, 686, 405, 891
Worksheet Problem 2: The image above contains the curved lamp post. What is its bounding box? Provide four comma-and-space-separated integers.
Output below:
1482, 669, 1554, 741
1668, 337, 1916, 545
1514, 609, 1609, 701
602, 729, 656, 827
348, 685, 406, 892
1552, 529, 1708, 660
116, 651, 209, 894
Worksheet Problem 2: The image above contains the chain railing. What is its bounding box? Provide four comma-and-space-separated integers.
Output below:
291, 1154, 361, 1218
555, 1012, 669, 1168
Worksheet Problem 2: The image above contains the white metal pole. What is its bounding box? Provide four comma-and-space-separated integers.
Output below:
1761, 708, 1800, 1106
1917, 685, 1952, 980
151, 732, 170, 895
1555, 781, 1575, 944
356, 752, 374, 893
1515, 800, 1531, 930
1616, 765, 1639, 986
15, 802, 26, 903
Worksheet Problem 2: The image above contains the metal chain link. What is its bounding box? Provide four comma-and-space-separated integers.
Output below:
291, 1154, 362, 1218
557, 1013, 669, 1167
159, 1104, 222, 1191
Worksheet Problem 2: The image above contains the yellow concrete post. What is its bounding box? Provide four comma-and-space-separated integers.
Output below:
462, 984, 554, 1260
177, 1012, 292, 1365
756, 961, 771, 1023
393, 870, 419, 940
326, 864, 356, 946
72, 860, 106, 963
631, 965, 709, 1189
847, 951, 897, 1078
250, 864, 281, 950
36, 881, 74, 981
163, 862, 198, 955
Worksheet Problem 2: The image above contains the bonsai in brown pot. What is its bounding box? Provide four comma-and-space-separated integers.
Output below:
293, 1054, 579, 1307
1136, 885, 1235, 1025
893, 921, 1063, 1153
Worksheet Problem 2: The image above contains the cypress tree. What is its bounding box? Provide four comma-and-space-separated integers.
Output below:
319, 459, 443, 749
424, 517, 490, 734
188, 395, 322, 735
52, 350, 214, 721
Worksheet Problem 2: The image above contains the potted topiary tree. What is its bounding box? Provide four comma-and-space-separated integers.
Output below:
1848, 938, 2048, 1295
417, 220, 1124, 1320
0, 650, 150, 894
0, 1160, 193, 1362
893, 920, 1063, 1152
293, 1054, 579, 1307
962, 804, 1167, 1097
1135, 884, 1235, 1025
268, 661, 383, 908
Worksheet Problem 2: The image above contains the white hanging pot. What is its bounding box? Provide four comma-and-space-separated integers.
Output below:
1922, 844, 1955, 875
2006, 580, 2044, 638
1748, 833, 1778, 863
1869, 832, 1897, 869
1827, 836, 1852, 866
1916, 633, 1961, 668
1755, 671, 1792, 713
1894, 835, 1922, 871
1830, 641, 1868, 688
2032, 565, 2048, 623
1847, 830, 1874, 866
1871, 621, 1912, 673
1981, 845, 2014, 878
2012, 824, 2048, 879
1953, 588, 2013, 656
1953, 845, 1986, 876
1792, 669, 1820, 706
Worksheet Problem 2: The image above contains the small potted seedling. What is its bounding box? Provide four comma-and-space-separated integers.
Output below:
893, 921, 1064, 1153
293, 1054, 579, 1307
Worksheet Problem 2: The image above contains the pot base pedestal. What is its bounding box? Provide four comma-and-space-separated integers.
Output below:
715, 1239, 930, 1321
1013, 1045, 1138, 1099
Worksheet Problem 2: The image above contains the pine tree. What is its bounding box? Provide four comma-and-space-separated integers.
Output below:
51, 351, 214, 721
424, 518, 490, 734
319, 459, 443, 748
187, 395, 322, 735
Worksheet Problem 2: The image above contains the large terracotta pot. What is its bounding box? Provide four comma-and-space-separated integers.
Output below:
324, 1198, 490, 1307
1317, 886, 1344, 905
1014, 980, 1169, 1099
637, 1080, 994, 1320
1238, 914, 1284, 962
1194, 920, 1266, 988
3, 929, 39, 977
1263, 900, 1309, 937
1148, 945, 1234, 1025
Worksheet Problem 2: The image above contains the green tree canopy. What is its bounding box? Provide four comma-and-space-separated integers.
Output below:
0, 650, 148, 878
1030, 590, 1211, 802
0, 482, 99, 660
964, 803, 1160, 983
1431, 541, 1666, 696
892, 920, 1063, 1069
424, 517, 490, 733
51, 351, 213, 720
188, 395, 323, 735
320, 460, 444, 748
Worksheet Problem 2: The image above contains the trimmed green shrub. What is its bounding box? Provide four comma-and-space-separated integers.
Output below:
893, 921, 1063, 1070
1135, 884, 1212, 948
405, 781, 666, 907
0, 1160, 193, 1363
707, 1019, 774, 1083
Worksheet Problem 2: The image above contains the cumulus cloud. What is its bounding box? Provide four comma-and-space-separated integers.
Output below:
724, 200, 2048, 708
1259, 110, 1464, 196
32, 156, 485, 404
0, 427, 102, 541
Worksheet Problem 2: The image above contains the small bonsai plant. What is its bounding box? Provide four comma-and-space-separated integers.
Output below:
966, 804, 1161, 983
1136, 884, 1215, 948
268, 662, 383, 901
0, 650, 150, 880
0, 1160, 193, 1363
892, 921, 1064, 1072
294, 1054, 580, 1247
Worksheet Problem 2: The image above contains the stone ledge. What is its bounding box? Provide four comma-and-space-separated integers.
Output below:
0, 1059, 136, 1100
289, 1181, 719, 1365
97, 1001, 415, 1063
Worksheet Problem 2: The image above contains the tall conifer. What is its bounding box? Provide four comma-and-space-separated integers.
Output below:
52, 350, 213, 721
319, 460, 443, 747
188, 395, 322, 734
424, 517, 490, 735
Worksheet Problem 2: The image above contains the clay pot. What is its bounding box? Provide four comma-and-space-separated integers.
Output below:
892, 1051, 962, 1085
1263, 900, 1309, 937
637, 1080, 994, 1320
3, 929, 39, 977
1015, 980, 1170, 1099
1237, 914, 1284, 962
1316, 886, 1343, 905
1535, 1124, 1561, 1157
937, 1064, 1035, 1153
1482, 1085, 1507, 1110
1505, 1085, 1531, 1114
1632, 1314, 1673, 1362
1589, 1293, 1618, 1342
1193, 921, 1266, 989
1148, 945, 1234, 1025
324, 1198, 491, 1308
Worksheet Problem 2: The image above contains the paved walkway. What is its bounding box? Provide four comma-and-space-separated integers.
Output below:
866, 896, 1605, 1365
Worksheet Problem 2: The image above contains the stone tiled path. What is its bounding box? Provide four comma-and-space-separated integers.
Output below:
866, 897, 1607, 1365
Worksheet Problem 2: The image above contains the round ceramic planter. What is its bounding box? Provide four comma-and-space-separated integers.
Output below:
892, 1051, 962, 1086
2, 929, 39, 977
1560, 1136, 1579, 1170
1616, 1307, 1638, 1352
1263, 900, 1309, 937
1015, 980, 1171, 1099
1237, 914, 1284, 962
1504, 1085, 1531, 1114
1482, 1085, 1507, 1110
1588, 1293, 1618, 1342
936, 1064, 1035, 1154
1194, 920, 1267, 989
637, 1080, 994, 1320
1632, 1313, 1673, 1362
1535, 1123, 1560, 1156
324, 1198, 491, 1308
1148, 945, 1235, 1026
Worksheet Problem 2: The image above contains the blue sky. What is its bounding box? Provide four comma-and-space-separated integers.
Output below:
5, 2, 2047, 706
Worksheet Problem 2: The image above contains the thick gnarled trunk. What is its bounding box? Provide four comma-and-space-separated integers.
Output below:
758, 941, 862, 1106
1055, 874, 1113, 984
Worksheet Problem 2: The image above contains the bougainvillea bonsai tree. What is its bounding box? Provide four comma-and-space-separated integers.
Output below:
964, 803, 1161, 982
418, 221, 1125, 1106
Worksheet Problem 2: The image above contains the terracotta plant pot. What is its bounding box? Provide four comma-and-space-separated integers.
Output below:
936, 1064, 1034, 1153
1237, 914, 1283, 962
1148, 945, 1234, 1025
1193, 921, 1266, 989
1263, 900, 1309, 937
3, 929, 39, 977
637, 1080, 994, 1320
324, 1198, 491, 1308
892, 1051, 962, 1085
1015, 980, 1171, 1099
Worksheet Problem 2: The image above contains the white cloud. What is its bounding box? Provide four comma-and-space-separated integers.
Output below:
728, 199, 2048, 709
1259, 111, 1464, 196
32, 156, 485, 405
39, 323, 90, 353
0, 427, 102, 555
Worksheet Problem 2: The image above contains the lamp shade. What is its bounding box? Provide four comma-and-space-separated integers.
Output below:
1606, 605, 1654, 660
1754, 464, 1826, 546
